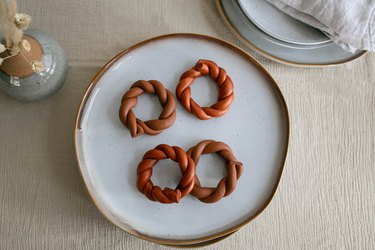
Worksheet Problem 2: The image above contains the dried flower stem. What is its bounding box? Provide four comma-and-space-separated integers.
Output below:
19, 49, 45, 73
1, 53, 18, 60
0, 1, 45, 74
19, 49, 31, 65
0, 0, 22, 48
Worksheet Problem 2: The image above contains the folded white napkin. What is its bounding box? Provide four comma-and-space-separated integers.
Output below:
266, 0, 375, 52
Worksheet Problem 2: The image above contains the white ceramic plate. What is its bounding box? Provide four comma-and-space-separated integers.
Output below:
223, 2, 330, 52
237, 0, 330, 45
75, 34, 289, 245
217, 0, 366, 66
225, 1, 330, 51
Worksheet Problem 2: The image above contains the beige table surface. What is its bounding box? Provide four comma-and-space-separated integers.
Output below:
1, 0, 374, 249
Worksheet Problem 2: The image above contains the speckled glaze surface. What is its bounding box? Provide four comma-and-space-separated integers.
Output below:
0, 29, 68, 101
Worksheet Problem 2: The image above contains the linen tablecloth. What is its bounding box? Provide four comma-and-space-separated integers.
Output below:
1, 1, 374, 249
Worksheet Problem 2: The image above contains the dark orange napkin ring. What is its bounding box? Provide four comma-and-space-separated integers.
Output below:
136, 144, 196, 204
176, 59, 234, 120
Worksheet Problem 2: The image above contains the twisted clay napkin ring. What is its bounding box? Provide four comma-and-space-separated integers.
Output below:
119, 80, 176, 138
187, 140, 243, 203
176, 59, 234, 120
137, 144, 196, 204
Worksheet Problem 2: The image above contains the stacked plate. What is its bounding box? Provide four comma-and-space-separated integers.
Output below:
216, 0, 366, 66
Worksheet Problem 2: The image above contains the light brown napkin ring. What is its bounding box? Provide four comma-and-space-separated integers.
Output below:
176, 59, 234, 120
137, 144, 196, 204
119, 80, 176, 138
187, 140, 243, 203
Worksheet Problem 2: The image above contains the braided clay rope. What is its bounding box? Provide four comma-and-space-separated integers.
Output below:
137, 144, 196, 204
176, 59, 234, 120
187, 140, 243, 203
119, 80, 176, 138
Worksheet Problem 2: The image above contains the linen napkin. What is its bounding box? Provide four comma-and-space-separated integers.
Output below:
265, 0, 375, 52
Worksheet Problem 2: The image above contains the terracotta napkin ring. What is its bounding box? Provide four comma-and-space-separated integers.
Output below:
176, 59, 234, 120
187, 140, 243, 203
119, 80, 176, 138
137, 144, 196, 204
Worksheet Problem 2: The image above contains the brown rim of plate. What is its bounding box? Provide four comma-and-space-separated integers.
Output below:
74, 33, 290, 246
215, 0, 368, 67
162, 231, 236, 248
